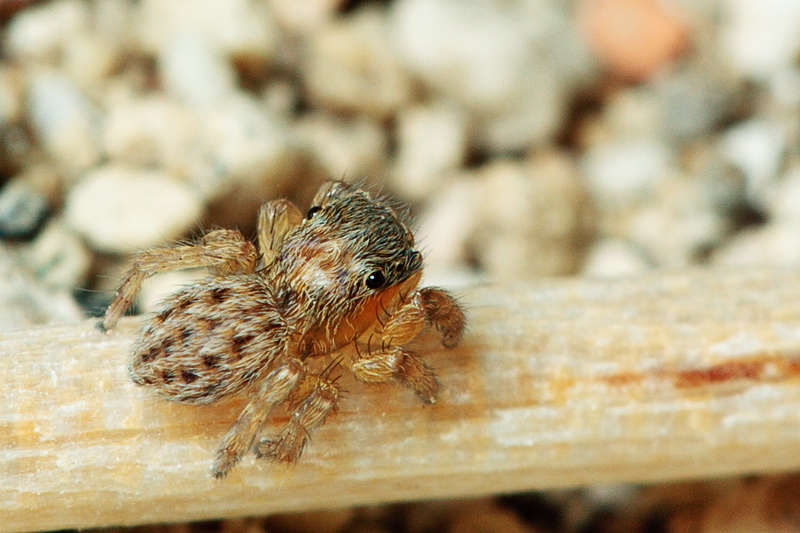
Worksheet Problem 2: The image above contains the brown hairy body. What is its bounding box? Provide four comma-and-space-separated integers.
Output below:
100, 181, 465, 478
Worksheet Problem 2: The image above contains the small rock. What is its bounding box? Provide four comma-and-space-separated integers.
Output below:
713, 223, 800, 268
20, 219, 91, 290
416, 176, 482, 273
26, 70, 102, 171
577, 0, 690, 81
721, 0, 800, 79
295, 112, 388, 180
719, 119, 786, 208
0, 67, 23, 126
582, 238, 652, 278
269, 0, 347, 33
65, 165, 204, 254
5, 0, 89, 63
392, 102, 468, 201
0, 179, 48, 240
390, 0, 570, 151
158, 32, 237, 109
582, 138, 674, 210
62, 33, 121, 89
474, 153, 589, 280
302, 5, 411, 119
136, 0, 280, 61
102, 94, 206, 178
0, 244, 83, 327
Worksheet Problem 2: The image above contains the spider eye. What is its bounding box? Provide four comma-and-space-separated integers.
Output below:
306, 206, 322, 219
365, 270, 386, 290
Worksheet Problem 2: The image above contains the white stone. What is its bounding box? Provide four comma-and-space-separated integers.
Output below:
26, 70, 101, 171
269, 0, 346, 33
5, 0, 89, 62
62, 33, 120, 88
720, 119, 786, 207
0, 67, 22, 126
392, 102, 467, 200
766, 165, 800, 223
65, 165, 203, 254
582, 239, 651, 278
416, 176, 482, 271
22, 219, 91, 290
582, 138, 673, 209
713, 223, 800, 267
390, 0, 569, 151
721, 0, 800, 79
158, 32, 237, 109
102, 94, 203, 172
295, 112, 388, 180
136, 0, 279, 60
303, 5, 411, 118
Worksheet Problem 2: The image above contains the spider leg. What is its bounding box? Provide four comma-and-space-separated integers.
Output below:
350, 287, 465, 403
254, 373, 339, 464
212, 358, 306, 478
101, 229, 258, 331
256, 199, 302, 269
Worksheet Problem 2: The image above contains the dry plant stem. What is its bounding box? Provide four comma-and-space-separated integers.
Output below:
4, 268, 800, 532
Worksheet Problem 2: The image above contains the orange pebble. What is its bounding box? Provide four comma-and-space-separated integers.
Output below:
577, 0, 690, 81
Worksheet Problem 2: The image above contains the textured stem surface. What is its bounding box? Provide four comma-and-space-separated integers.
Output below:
4, 268, 800, 532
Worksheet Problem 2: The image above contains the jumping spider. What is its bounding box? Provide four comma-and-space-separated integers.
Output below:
101, 181, 465, 478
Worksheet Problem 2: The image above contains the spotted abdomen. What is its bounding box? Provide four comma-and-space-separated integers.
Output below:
129, 275, 288, 404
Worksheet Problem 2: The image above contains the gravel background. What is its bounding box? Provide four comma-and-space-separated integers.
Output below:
2, 0, 800, 531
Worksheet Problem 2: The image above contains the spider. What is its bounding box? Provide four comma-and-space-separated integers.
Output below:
100, 181, 465, 478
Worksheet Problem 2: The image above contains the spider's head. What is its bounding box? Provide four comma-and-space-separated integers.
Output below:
281, 181, 423, 307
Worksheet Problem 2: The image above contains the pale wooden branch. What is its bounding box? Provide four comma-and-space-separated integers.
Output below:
4, 268, 800, 532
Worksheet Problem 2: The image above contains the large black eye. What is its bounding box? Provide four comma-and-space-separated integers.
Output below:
365, 270, 386, 290
306, 206, 322, 219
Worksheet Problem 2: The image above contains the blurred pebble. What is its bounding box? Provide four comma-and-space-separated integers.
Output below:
26, 70, 101, 172
582, 138, 673, 210
61, 33, 121, 89
295, 112, 388, 180
269, 0, 346, 33
0, 178, 48, 240
4, 0, 89, 63
712, 223, 800, 267
416, 175, 482, 274
102, 94, 203, 171
392, 102, 467, 200
766, 164, 800, 223
303, 5, 411, 119
136, 0, 280, 61
578, 0, 690, 81
390, 0, 569, 152
159, 32, 237, 109
20, 219, 91, 289
474, 153, 589, 280
65, 165, 203, 253
721, 0, 800, 79
719, 119, 786, 208
582, 238, 651, 278
0, 67, 23, 126
0, 244, 83, 327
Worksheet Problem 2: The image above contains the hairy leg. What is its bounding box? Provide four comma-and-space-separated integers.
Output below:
254, 374, 339, 463
350, 287, 465, 403
100, 229, 257, 331
212, 358, 305, 478
257, 199, 302, 269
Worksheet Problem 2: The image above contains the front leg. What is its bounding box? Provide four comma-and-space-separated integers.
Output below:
351, 287, 465, 403
101, 229, 257, 331
254, 374, 340, 463
257, 199, 302, 269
